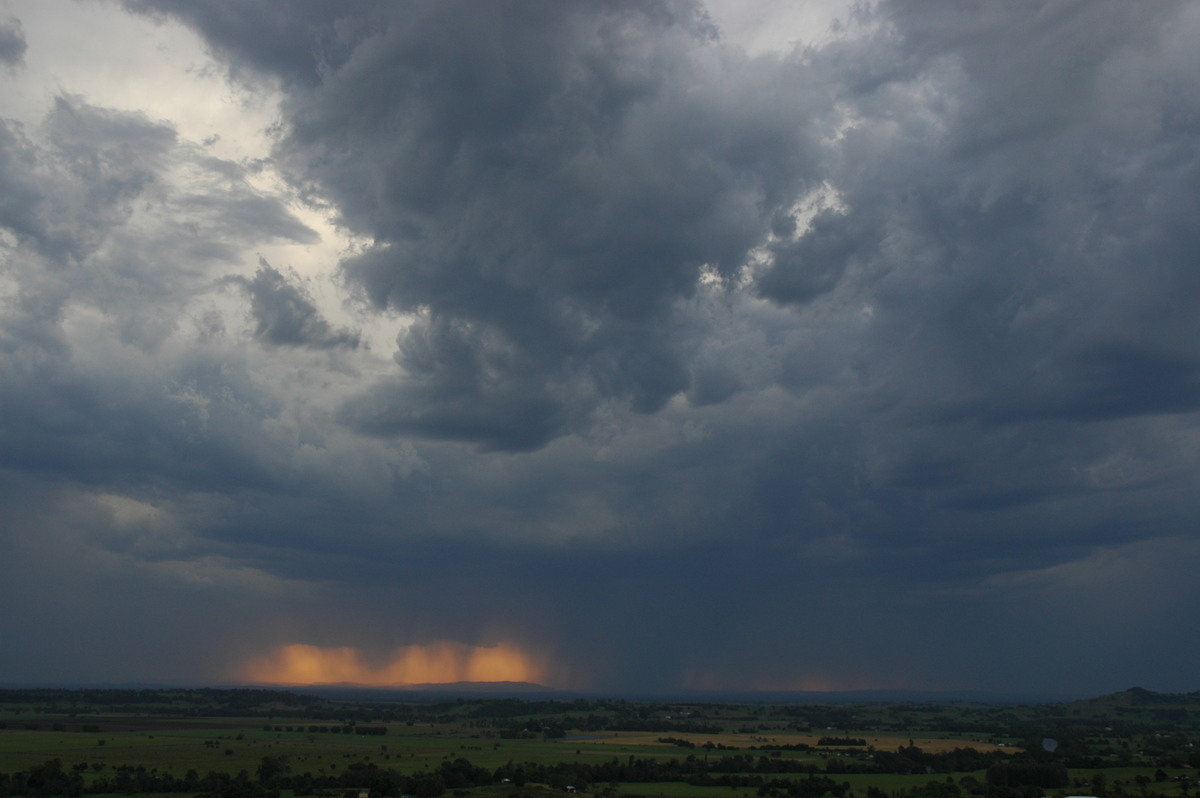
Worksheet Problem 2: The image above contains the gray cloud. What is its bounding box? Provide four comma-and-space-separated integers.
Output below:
0, 94, 326, 492
117, 0, 379, 86
0, 16, 25, 69
229, 259, 361, 350
0, 96, 174, 263
125, 0, 830, 450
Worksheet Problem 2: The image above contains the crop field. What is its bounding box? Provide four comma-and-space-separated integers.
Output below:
0, 721, 585, 776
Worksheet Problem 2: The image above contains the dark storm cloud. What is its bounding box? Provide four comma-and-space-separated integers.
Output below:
752, 0, 1200, 467
0, 16, 25, 69
228, 259, 361, 349
340, 316, 572, 451
117, 0, 380, 84
4, 0, 1198, 693
124, 0, 829, 450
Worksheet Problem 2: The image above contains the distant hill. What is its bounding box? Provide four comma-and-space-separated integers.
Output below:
292, 681, 556, 702
1066, 686, 1200, 712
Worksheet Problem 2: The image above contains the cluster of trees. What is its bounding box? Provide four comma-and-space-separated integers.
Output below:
490, 757, 843, 795
984, 763, 1069, 790
0, 758, 473, 798
496, 718, 724, 737
713, 745, 1021, 778
0, 689, 320, 718
0, 760, 83, 798
860, 746, 1012, 776
656, 738, 741, 751
749, 743, 816, 752
3, 749, 1182, 798
263, 726, 388, 736
483, 747, 1099, 795
656, 737, 695, 748
0, 745, 1084, 798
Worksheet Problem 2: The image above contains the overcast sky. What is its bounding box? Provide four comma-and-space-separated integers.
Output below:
2, 0, 1199, 698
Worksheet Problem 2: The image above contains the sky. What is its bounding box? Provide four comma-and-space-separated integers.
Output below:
1, 0, 1198, 698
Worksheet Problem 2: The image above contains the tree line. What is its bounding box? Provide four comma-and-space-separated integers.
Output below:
0, 746, 1080, 798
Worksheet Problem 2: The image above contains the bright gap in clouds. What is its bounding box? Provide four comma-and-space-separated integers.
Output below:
3, 0, 381, 346
703, 0, 852, 55
238, 642, 563, 688
4, 0, 269, 160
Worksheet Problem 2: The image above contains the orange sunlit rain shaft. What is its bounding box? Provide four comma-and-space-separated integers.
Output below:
238, 641, 557, 687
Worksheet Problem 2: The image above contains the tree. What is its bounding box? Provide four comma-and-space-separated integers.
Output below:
256, 756, 290, 786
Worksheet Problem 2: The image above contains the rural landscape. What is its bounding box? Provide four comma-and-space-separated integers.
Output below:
2, 687, 1198, 798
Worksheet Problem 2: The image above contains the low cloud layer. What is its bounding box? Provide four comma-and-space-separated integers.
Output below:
1, 0, 1198, 696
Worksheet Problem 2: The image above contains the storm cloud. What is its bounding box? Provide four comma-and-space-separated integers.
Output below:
1, 0, 1198, 695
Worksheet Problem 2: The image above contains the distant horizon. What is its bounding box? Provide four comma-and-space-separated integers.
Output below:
6, 681, 1189, 706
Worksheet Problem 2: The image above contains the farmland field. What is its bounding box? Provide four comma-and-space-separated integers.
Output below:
0, 687, 1197, 798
